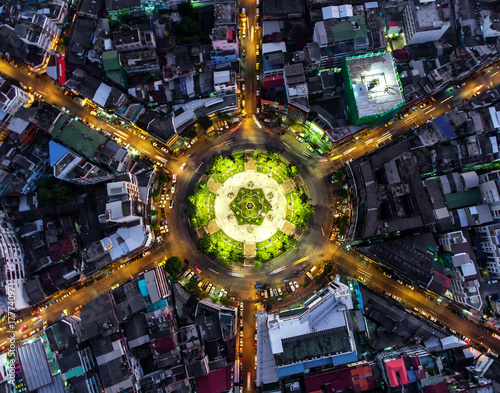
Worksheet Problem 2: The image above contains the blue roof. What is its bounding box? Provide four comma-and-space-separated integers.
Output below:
220, 314, 232, 325
432, 115, 456, 139
49, 141, 70, 166
138, 279, 149, 297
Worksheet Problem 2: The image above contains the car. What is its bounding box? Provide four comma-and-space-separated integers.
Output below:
294, 281, 299, 290
160, 146, 168, 152
306, 145, 315, 152
138, 134, 147, 140
194, 265, 201, 274
169, 200, 175, 209
277, 288, 282, 296
256, 90, 260, 96
180, 163, 187, 170
239, 302, 244, 311
295, 136, 304, 143
172, 174, 177, 183
242, 83, 245, 91
171, 184, 176, 193
19, 324, 28, 333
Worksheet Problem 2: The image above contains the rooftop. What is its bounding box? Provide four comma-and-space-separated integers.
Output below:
346, 52, 404, 119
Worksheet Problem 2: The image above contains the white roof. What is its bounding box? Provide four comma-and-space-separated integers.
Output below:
460, 262, 477, 277
107, 181, 128, 197
93, 83, 112, 107
116, 225, 148, 252
322, 4, 353, 19
441, 335, 466, 350
267, 282, 352, 355
452, 253, 471, 267
461, 171, 479, 189
262, 42, 287, 55
262, 20, 281, 36
7, 117, 29, 134
214, 70, 230, 84
106, 200, 126, 220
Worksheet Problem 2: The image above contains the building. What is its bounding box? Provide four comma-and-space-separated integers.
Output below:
449, 253, 482, 310
283, 63, 309, 114
119, 49, 160, 75
401, 0, 450, 45
49, 141, 114, 185
213, 70, 237, 96
257, 281, 357, 386
0, 77, 30, 116
14, 11, 60, 68
342, 52, 404, 125
114, 26, 155, 52
474, 223, 500, 278
0, 211, 28, 310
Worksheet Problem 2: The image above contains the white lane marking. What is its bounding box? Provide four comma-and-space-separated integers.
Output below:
209, 268, 220, 275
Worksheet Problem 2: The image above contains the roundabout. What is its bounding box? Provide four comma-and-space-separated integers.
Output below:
187, 151, 314, 265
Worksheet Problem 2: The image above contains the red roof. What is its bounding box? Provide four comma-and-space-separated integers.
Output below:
196, 365, 232, 393
262, 75, 284, 90
392, 49, 409, 61
153, 335, 176, 354
388, 21, 399, 26
304, 364, 377, 393
227, 29, 233, 41
385, 358, 410, 388
423, 381, 448, 393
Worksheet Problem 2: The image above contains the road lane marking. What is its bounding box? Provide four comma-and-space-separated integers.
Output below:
209, 268, 219, 275
321, 227, 325, 237
364, 138, 374, 145
282, 141, 291, 149
270, 266, 286, 275
293, 256, 310, 266
143, 149, 151, 154
440, 95, 453, 103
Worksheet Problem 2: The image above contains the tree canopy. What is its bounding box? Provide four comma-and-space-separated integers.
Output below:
36, 177, 75, 207
165, 256, 183, 277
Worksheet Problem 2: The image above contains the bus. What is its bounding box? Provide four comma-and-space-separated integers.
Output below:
33, 318, 43, 328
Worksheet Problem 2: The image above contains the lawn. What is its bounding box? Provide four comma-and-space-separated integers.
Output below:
187, 182, 216, 228
229, 188, 271, 225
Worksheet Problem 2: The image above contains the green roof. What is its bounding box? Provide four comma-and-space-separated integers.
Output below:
51, 113, 70, 137
102, 50, 121, 71
64, 366, 84, 380
445, 189, 481, 209
331, 15, 366, 43
58, 121, 107, 158
107, 70, 126, 87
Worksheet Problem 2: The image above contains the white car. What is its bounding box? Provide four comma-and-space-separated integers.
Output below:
172, 174, 177, 183
180, 163, 187, 170
294, 281, 299, 290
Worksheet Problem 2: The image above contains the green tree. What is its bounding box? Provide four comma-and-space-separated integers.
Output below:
220, 296, 231, 306
186, 277, 201, 298
173, 17, 200, 39
302, 280, 310, 288
178, 0, 195, 17
36, 177, 75, 207
323, 261, 333, 274
152, 222, 160, 231
158, 172, 170, 185
165, 256, 183, 277
254, 261, 262, 269
288, 165, 298, 177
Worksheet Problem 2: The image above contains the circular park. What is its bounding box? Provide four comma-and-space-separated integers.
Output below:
187, 151, 315, 267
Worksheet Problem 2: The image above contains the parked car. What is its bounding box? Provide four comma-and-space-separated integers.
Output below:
169, 200, 175, 209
